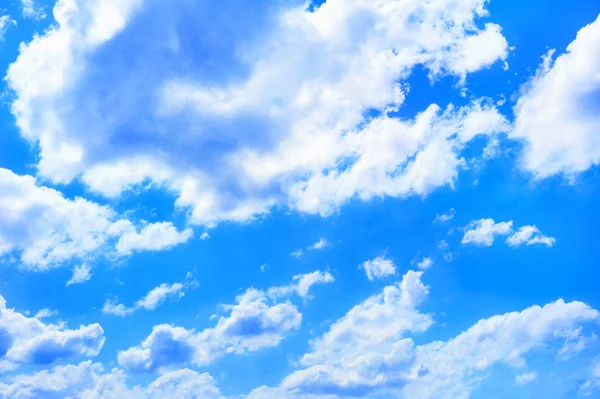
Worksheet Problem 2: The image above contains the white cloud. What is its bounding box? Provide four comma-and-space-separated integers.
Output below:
251, 270, 599, 399
580, 358, 600, 396
360, 256, 397, 281
0, 169, 192, 270
417, 257, 434, 270
506, 226, 556, 248
434, 208, 456, 223
20, 0, 46, 20
0, 295, 104, 368
6, 0, 509, 226
115, 222, 193, 255
515, 371, 537, 385
66, 264, 92, 286
103, 276, 197, 317
33, 309, 57, 319
267, 271, 334, 299
511, 15, 600, 178
290, 249, 303, 259
0, 361, 224, 399
0, 15, 15, 41
462, 219, 556, 248
462, 218, 513, 246
118, 286, 302, 372
308, 238, 328, 251
200, 232, 210, 240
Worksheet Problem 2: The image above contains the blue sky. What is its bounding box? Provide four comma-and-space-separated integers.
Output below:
0, 0, 600, 398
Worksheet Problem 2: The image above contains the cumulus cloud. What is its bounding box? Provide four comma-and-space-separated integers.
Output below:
360, 256, 397, 281
0, 169, 193, 270
248, 272, 599, 399
103, 276, 197, 317
66, 264, 92, 286
512, 15, 600, 178
462, 218, 513, 246
6, 0, 509, 226
0, 295, 104, 368
267, 271, 334, 299
308, 238, 329, 251
115, 222, 193, 255
506, 226, 556, 248
118, 284, 303, 372
417, 257, 434, 270
0, 361, 224, 399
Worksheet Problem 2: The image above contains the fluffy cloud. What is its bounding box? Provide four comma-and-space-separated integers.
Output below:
118, 286, 302, 372
0, 169, 192, 270
511, 15, 600, 178
66, 264, 92, 286
360, 256, 397, 281
249, 271, 599, 399
267, 271, 335, 299
462, 218, 513, 246
103, 276, 198, 317
114, 222, 193, 255
0, 295, 104, 368
506, 226, 556, 248
282, 270, 431, 396
0, 361, 224, 399
417, 257, 434, 270
6, 0, 509, 226
462, 219, 556, 248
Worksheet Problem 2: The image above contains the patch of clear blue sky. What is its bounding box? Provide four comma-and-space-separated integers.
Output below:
0, 0, 600, 397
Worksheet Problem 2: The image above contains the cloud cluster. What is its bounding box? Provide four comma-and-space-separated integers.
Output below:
0, 295, 104, 369
6, 0, 509, 227
462, 219, 555, 248
0, 168, 192, 271
118, 286, 303, 372
0, 361, 224, 399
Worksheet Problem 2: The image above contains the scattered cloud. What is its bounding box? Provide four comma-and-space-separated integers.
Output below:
20, 0, 46, 20
0, 361, 224, 399
66, 264, 92, 286
103, 276, 198, 317
462, 219, 513, 246
115, 222, 193, 255
33, 309, 58, 319
360, 256, 397, 281
200, 232, 210, 240
290, 249, 303, 259
434, 208, 456, 223
580, 358, 600, 396
462, 219, 556, 248
511, 15, 600, 178
515, 372, 538, 385
267, 271, 334, 299
417, 257, 434, 270
308, 238, 328, 251
507, 226, 556, 247
0, 15, 16, 41
118, 286, 302, 372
